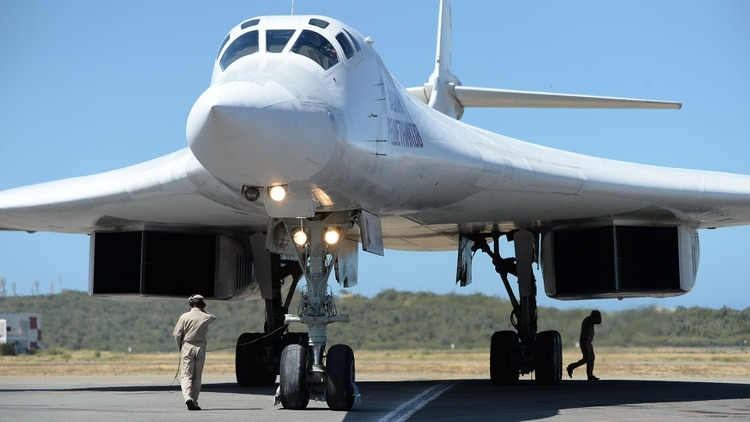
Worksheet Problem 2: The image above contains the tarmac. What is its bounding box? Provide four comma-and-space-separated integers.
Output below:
1, 374, 749, 421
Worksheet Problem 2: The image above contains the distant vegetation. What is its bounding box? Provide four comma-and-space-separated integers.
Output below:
0, 290, 748, 354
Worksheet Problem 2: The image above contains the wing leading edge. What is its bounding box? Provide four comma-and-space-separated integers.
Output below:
0, 149, 268, 234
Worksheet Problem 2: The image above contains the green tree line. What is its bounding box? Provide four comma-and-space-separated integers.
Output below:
0, 290, 748, 353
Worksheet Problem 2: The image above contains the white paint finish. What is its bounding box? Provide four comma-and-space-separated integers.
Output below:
1, 5, 749, 255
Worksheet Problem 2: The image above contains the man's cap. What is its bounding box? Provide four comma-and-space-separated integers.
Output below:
189, 294, 205, 302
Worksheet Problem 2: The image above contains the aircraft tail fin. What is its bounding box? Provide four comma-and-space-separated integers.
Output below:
412, 0, 464, 119
407, 0, 681, 119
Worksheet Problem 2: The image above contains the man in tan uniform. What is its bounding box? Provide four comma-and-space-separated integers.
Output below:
173, 294, 216, 411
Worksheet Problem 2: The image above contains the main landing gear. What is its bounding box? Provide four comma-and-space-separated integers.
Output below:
235, 253, 309, 387
466, 230, 562, 385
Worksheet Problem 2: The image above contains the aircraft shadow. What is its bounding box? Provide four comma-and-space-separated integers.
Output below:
2, 378, 747, 421
339, 379, 750, 422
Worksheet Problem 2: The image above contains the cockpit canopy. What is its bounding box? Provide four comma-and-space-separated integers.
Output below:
217, 17, 361, 72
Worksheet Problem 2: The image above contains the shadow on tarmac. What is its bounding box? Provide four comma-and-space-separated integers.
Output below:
2, 378, 748, 421
1, 378, 747, 402
342, 379, 750, 421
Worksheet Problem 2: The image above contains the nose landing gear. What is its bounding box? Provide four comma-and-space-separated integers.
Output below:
270, 211, 362, 410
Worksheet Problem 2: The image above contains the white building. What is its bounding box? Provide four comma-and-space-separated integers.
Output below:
0, 313, 43, 353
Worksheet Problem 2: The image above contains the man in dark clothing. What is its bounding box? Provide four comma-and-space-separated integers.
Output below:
567, 310, 602, 381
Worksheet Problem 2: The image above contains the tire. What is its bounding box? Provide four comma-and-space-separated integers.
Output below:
235, 332, 257, 387
325, 344, 356, 411
490, 330, 519, 385
235, 333, 276, 386
535, 330, 562, 385
279, 344, 310, 409
282, 332, 309, 349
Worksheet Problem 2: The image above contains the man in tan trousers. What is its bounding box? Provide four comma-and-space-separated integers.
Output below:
173, 294, 216, 411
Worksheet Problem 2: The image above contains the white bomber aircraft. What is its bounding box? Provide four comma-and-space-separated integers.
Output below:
2, 0, 750, 411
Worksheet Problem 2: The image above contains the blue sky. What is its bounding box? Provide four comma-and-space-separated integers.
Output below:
1, 1, 748, 311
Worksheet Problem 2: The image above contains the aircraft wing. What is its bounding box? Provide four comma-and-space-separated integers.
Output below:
0, 149, 269, 234
2, 146, 749, 250
0, 147, 461, 251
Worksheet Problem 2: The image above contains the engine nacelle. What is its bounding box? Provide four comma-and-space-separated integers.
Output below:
89, 231, 259, 300
541, 224, 699, 300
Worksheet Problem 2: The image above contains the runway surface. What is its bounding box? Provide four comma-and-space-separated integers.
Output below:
1, 375, 749, 421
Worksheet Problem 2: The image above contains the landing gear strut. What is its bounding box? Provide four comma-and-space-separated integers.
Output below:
468, 230, 562, 385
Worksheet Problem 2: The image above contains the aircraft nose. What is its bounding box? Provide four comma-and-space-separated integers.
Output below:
186, 80, 339, 187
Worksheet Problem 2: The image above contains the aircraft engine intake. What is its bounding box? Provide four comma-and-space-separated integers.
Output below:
89, 231, 258, 300
541, 224, 699, 299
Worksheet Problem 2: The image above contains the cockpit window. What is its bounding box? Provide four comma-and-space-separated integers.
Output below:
343, 29, 361, 52
308, 18, 330, 29
241, 18, 259, 30
335, 32, 355, 59
267, 29, 295, 53
291, 30, 339, 70
217, 34, 230, 59
219, 30, 259, 70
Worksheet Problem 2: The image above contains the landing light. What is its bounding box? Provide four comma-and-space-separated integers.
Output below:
324, 228, 341, 246
241, 185, 261, 202
268, 185, 288, 202
293, 229, 308, 247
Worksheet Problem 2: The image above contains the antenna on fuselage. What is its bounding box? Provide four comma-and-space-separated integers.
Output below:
291, 0, 295, 15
